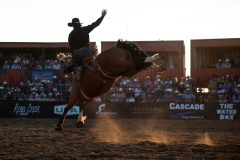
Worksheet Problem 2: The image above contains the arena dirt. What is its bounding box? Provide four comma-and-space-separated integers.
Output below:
0, 118, 240, 160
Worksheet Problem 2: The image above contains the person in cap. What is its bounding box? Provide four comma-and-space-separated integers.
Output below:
224, 58, 231, 68
216, 58, 223, 68
64, 9, 107, 73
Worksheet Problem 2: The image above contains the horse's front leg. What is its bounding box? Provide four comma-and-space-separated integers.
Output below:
55, 100, 75, 131
75, 107, 86, 128
76, 101, 92, 128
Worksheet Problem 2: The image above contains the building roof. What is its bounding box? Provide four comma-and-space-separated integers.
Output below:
0, 42, 69, 48
101, 40, 184, 52
191, 38, 240, 48
0, 42, 96, 49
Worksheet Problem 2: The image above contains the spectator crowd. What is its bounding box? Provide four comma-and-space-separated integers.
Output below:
216, 58, 232, 69
0, 53, 240, 104
0, 73, 239, 104
0, 53, 62, 70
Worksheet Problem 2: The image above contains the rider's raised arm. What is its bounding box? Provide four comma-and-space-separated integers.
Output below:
85, 9, 107, 33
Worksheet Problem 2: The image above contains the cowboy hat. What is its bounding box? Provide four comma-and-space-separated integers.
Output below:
68, 18, 82, 27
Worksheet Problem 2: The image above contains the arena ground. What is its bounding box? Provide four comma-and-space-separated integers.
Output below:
0, 118, 240, 160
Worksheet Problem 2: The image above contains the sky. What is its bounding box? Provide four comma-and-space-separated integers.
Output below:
1, 0, 240, 75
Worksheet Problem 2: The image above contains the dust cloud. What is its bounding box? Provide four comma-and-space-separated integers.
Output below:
91, 117, 171, 144
91, 117, 216, 146
137, 119, 170, 144
90, 116, 124, 143
195, 132, 215, 146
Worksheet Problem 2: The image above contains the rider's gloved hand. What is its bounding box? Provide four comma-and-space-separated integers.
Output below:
102, 10, 107, 17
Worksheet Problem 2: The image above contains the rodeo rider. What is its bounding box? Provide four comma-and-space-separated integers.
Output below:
64, 9, 107, 74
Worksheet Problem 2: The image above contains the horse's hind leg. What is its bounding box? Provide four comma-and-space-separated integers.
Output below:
55, 99, 76, 131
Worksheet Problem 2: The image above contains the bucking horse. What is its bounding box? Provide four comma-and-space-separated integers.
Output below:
55, 40, 165, 131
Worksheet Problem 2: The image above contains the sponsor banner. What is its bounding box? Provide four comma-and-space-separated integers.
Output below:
95, 103, 117, 116
169, 103, 205, 111
170, 112, 204, 120
217, 103, 237, 120
13, 103, 40, 116
128, 102, 206, 119
131, 106, 163, 114
88, 102, 131, 118
0, 101, 82, 118
169, 103, 205, 120
129, 103, 167, 119
0, 100, 239, 120
54, 105, 80, 116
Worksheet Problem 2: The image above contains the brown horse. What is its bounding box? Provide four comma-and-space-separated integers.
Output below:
55, 40, 165, 131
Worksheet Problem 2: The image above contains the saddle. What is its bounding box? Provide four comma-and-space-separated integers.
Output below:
73, 55, 95, 80
72, 44, 98, 79
73, 44, 97, 65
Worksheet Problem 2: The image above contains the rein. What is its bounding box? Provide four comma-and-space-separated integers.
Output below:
95, 63, 120, 80
83, 58, 119, 80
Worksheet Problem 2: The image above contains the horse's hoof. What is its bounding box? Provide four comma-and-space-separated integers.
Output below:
75, 121, 84, 128
54, 125, 63, 131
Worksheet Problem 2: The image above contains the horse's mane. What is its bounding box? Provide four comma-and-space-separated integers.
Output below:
116, 40, 149, 60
